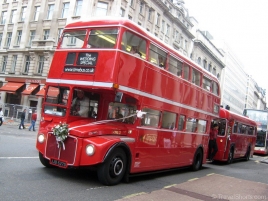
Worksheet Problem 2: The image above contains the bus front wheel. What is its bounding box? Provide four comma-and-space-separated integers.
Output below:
191, 148, 203, 171
39, 152, 53, 168
97, 148, 127, 186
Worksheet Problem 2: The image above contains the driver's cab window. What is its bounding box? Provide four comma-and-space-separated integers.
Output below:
211, 119, 226, 136
46, 86, 60, 103
107, 102, 137, 124
44, 86, 70, 116
70, 89, 99, 118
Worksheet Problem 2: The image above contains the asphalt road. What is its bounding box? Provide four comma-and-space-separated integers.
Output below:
1, 124, 268, 201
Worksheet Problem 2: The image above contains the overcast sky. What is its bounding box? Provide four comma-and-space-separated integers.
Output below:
184, 0, 268, 94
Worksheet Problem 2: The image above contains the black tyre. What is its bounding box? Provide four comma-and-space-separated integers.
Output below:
227, 148, 234, 164
191, 148, 203, 171
97, 148, 127, 186
244, 147, 251, 161
39, 152, 53, 168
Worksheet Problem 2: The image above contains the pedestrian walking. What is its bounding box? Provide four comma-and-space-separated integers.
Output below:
28, 110, 37, 131
19, 109, 26, 129
0, 108, 3, 126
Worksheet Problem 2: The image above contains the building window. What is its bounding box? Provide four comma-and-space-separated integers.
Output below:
128, 15, 132, 20
24, 55, 30, 73
0, 33, 3, 47
9, 10, 17, 24
5, 32, 12, 47
180, 36, 184, 47
161, 20, 165, 32
197, 57, 201, 65
28, 30, 36, 46
33, 6, 40, 21
1, 56, 7, 72
203, 59, 207, 69
43, 29, 50, 40
74, 0, 83, 16
61, 3, 70, 18
20, 7, 26, 22
15, 30, 22, 46
37, 56, 44, 74
47, 4, 54, 20
148, 9, 152, 21
156, 13, 160, 26
184, 40, 188, 50
208, 63, 212, 72
1, 11, 7, 24
95, 2, 108, 16
174, 30, 179, 41
213, 67, 216, 76
139, 2, 144, 14
120, 8, 125, 17
177, 11, 181, 18
10, 55, 17, 73
129, 0, 134, 7
165, 24, 170, 36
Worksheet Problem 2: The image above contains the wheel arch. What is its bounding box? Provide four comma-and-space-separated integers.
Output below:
103, 142, 132, 176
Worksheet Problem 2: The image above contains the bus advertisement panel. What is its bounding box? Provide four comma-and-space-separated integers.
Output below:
211, 108, 257, 163
243, 109, 268, 155
36, 18, 221, 185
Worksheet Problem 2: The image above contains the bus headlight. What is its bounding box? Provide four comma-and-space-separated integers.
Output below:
38, 134, 45, 143
86, 144, 95, 156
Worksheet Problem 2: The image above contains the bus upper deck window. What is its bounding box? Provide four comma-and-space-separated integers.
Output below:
88, 29, 118, 49
60, 30, 86, 49
122, 31, 146, 59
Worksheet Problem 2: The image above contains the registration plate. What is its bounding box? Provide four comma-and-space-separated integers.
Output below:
50, 158, 68, 168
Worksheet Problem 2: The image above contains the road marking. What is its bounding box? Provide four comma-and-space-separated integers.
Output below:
87, 186, 109, 190
122, 192, 147, 198
188, 178, 199, 181
207, 173, 215, 176
164, 184, 176, 188
0, 157, 38, 159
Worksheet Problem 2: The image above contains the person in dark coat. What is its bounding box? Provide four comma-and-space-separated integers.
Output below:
19, 109, 26, 129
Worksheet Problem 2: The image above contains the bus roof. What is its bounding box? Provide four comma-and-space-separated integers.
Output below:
220, 108, 257, 126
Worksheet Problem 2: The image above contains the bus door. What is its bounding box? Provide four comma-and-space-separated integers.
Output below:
222, 120, 234, 160
215, 119, 228, 160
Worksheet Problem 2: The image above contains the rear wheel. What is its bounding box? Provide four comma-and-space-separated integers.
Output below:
39, 152, 53, 168
97, 148, 127, 186
191, 148, 203, 171
227, 148, 234, 164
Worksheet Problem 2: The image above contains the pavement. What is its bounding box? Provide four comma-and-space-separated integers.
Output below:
2, 118, 34, 128
116, 173, 268, 201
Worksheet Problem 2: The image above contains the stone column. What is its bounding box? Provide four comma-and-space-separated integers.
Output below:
15, 54, 23, 75
42, 51, 51, 77
28, 52, 36, 76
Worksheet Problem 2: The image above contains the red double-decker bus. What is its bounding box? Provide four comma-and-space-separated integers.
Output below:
36, 17, 221, 185
243, 109, 268, 155
211, 108, 257, 163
